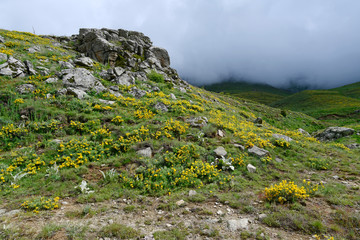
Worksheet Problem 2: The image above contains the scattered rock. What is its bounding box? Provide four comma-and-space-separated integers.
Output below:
66, 87, 88, 100
315, 127, 355, 141
258, 213, 267, 220
253, 117, 263, 124
176, 199, 186, 207
216, 210, 224, 215
189, 190, 197, 197
214, 146, 227, 157
247, 164, 256, 173
137, 147, 152, 158
16, 84, 35, 94
98, 99, 116, 105
61, 68, 105, 91
227, 218, 249, 231
45, 77, 58, 83
154, 101, 169, 112
248, 145, 269, 158
59, 61, 74, 69
332, 175, 340, 180
114, 72, 135, 86
217, 129, 225, 137
234, 144, 245, 151
275, 157, 283, 163
0, 36, 4, 43
346, 143, 360, 149
74, 57, 94, 68
273, 134, 293, 142
0, 53, 7, 62
186, 116, 208, 128
129, 87, 147, 99
0, 66, 12, 76
169, 93, 176, 100
27, 46, 40, 53
298, 128, 311, 137
24, 60, 37, 75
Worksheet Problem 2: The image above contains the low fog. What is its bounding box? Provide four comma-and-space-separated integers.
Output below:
1, 0, 360, 88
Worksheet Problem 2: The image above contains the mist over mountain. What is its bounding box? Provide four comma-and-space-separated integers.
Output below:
2, 0, 360, 89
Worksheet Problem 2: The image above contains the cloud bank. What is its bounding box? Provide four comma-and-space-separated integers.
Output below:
1, 0, 360, 88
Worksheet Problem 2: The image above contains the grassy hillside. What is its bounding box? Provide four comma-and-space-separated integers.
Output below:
331, 81, 360, 99
0, 29, 359, 240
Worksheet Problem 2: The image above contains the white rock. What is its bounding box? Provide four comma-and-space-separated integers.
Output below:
214, 146, 227, 157
227, 218, 249, 231
247, 164, 256, 173
137, 147, 152, 158
176, 200, 186, 207
189, 190, 197, 197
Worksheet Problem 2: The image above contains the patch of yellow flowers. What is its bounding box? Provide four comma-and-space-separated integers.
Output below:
21, 196, 60, 213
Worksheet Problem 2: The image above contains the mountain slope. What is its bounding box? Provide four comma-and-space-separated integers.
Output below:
0, 29, 359, 240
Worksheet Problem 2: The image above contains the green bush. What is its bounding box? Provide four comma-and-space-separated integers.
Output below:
147, 70, 164, 83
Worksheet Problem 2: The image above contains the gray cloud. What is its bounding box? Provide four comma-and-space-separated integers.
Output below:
1, 0, 360, 88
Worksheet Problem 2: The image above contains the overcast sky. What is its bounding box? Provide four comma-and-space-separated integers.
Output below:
1, 0, 360, 88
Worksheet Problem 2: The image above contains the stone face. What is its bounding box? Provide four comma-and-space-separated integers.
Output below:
114, 73, 135, 86
154, 101, 168, 112
315, 127, 355, 141
272, 134, 293, 142
186, 116, 208, 128
248, 145, 269, 158
247, 164, 256, 173
61, 68, 104, 91
149, 46, 170, 68
137, 147, 152, 158
214, 146, 227, 157
227, 219, 249, 231
74, 57, 94, 68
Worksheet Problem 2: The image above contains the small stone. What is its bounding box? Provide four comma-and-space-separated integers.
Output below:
108, 219, 114, 224
234, 144, 245, 151
273, 134, 293, 142
247, 164, 256, 173
166, 224, 172, 228
275, 157, 283, 163
258, 213, 267, 220
98, 99, 116, 105
176, 200, 186, 207
137, 147, 152, 158
253, 117, 263, 124
216, 210, 224, 215
154, 101, 169, 112
214, 146, 227, 157
74, 57, 94, 68
170, 93, 176, 100
189, 190, 197, 197
217, 129, 225, 137
298, 128, 311, 137
227, 219, 249, 231
332, 175, 339, 180
248, 145, 269, 158
45, 77, 58, 83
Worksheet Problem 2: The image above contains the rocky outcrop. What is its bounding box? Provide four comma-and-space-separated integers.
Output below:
74, 28, 188, 88
59, 68, 105, 93
315, 127, 355, 141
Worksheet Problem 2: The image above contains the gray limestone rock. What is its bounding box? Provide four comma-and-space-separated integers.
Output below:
298, 128, 311, 137
214, 146, 227, 157
114, 72, 135, 86
66, 87, 88, 100
272, 134, 293, 142
74, 57, 94, 68
149, 46, 170, 68
315, 127, 355, 141
45, 77, 58, 83
137, 147, 152, 158
227, 219, 249, 231
16, 84, 35, 94
24, 60, 37, 75
154, 101, 168, 112
0, 36, 4, 43
169, 93, 176, 100
247, 164, 256, 173
59, 61, 74, 69
233, 144, 245, 151
129, 87, 147, 99
61, 68, 104, 91
28, 46, 40, 53
248, 145, 269, 158
0, 53, 7, 62
186, 116, 208, 128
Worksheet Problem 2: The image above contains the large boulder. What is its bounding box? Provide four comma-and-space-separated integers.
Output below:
315, 127, 355, 141
248, 145, 269, 158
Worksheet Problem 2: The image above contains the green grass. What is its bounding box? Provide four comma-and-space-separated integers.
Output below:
0, 29, 359, 240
